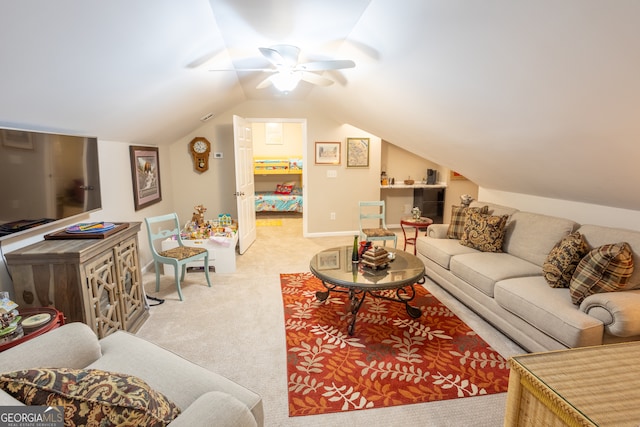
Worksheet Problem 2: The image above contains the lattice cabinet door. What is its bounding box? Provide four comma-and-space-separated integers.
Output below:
114, 236, 147, 332
83, 250, 123, 338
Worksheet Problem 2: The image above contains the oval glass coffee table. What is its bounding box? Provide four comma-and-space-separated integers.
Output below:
309, 246, 426, 335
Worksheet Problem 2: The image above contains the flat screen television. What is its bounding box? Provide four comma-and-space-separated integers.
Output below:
0, 127, 102, 240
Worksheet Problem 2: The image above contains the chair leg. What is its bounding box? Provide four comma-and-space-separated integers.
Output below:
174, 268, 184, 301
203, 255, 212, 288
154, 262, 161, 292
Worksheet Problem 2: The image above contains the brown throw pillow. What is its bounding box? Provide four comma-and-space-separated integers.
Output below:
543, 232, 590, 288
447, 205, 488, 239
459, 211, 508, 252
569, 242, 634, 305
0, 368, 181, 427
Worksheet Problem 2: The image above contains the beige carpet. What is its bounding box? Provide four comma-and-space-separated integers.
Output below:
136, 218, 525, 426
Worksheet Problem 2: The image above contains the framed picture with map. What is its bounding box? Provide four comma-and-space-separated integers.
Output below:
346, 137, 369, 168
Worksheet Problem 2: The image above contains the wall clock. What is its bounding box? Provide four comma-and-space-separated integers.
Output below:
189, 137, 211, 172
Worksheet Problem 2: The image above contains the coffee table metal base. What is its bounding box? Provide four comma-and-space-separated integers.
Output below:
316, 277, 425, 335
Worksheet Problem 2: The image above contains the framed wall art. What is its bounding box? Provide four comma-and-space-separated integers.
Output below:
130, 145, 162, 211
315, 141, 340, 165
265, 122, 283, 145
346, 137, 369, 168
1, 129, 33, 150
450, 171, 467, 181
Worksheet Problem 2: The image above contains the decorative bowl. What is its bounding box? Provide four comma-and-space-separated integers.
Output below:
404, 179, 414, 185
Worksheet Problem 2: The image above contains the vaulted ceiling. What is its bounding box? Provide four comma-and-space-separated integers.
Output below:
1, 0, 639, 211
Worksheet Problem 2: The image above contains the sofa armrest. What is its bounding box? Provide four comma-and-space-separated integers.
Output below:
580, 290, 640, 337
0, 391, 24, 405
427, 224, 449, 239
0, 322, 101, 373
168, 391, 257, 427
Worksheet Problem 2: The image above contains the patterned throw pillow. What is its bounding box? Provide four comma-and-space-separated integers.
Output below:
459, 211, 508, 252
543, 232, 590, 288
0, 368, 181, 427
447, 205, 489, 239
569, 242, 634, 305
275, 183, 294, 194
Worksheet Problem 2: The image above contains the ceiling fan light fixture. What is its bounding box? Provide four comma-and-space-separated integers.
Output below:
271, 70, 302, 92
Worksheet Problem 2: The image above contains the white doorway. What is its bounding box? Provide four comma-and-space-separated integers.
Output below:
248, 118, 307, 236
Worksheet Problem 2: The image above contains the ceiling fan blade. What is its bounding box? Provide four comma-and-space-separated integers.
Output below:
256, 75, 274, 89
300, 72, 334, 87
298, 59, 356, 71
208, 68, 275, 72
259, 44, 300, 67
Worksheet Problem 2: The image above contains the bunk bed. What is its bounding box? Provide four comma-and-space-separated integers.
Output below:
253, 157, 302, 174
253, 157, 303, 213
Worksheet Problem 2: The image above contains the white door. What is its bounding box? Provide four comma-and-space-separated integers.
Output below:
233, 115, 256, 254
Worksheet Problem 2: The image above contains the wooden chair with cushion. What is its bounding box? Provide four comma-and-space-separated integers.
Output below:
359, 201, 397, 248
144, 213, 211, 301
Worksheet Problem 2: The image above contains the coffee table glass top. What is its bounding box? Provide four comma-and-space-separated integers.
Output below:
309, 245, 424, 290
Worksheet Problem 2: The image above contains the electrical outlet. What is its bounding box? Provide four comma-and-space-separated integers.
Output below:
330, 212, 336, 220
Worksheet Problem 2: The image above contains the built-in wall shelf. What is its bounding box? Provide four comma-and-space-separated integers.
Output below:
381, 184, 447, 189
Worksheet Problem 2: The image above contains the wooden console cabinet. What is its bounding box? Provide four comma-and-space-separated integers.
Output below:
5, 222, 148, 338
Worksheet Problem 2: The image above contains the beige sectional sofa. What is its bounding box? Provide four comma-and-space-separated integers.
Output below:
0, 323, 263, 426
416, 201, 640, 353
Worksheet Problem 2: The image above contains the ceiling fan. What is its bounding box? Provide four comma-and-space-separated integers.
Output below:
210, 44, 355, 92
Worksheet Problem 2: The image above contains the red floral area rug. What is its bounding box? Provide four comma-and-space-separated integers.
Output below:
281, 272, 510, 417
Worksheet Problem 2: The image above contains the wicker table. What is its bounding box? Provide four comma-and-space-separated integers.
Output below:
505, 341, 640, 426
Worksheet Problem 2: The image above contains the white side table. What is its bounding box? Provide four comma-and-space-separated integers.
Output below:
161, 232, 238, 274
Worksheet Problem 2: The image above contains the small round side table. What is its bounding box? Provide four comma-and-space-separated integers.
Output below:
400, 216, 434, 255
0, 307, 65, 352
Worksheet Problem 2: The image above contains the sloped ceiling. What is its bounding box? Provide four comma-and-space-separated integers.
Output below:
1, 0, 639, 211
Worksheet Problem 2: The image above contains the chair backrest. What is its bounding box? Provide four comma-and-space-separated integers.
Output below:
359, 201, 388, 229
144, 213, 183, 256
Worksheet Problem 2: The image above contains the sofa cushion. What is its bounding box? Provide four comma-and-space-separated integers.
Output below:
450, 252, 542, 297
416, 236, 479, 269
446, 205, 488, 239
543, 231, 590, 288
502, 211, 578, 266
494, 277, 604, 348
569, 242, 634, 305
459, 211, 508, 252
0, 368, 181, 427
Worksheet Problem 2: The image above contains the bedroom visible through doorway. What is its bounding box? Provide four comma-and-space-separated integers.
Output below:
250, 119, 306, 233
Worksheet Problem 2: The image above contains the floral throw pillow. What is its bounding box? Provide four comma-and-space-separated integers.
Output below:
569, 242, 634, 305
275, 184, 294, 194
459, 211, 508, 252
0, 368, 181, 427
543, 232, 590, 288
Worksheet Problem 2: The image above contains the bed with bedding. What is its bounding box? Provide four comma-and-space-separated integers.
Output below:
255, 187, 303, 213
253, 157, 303, 213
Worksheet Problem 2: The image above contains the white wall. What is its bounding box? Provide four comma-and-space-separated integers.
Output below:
479, 188, 640, 232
